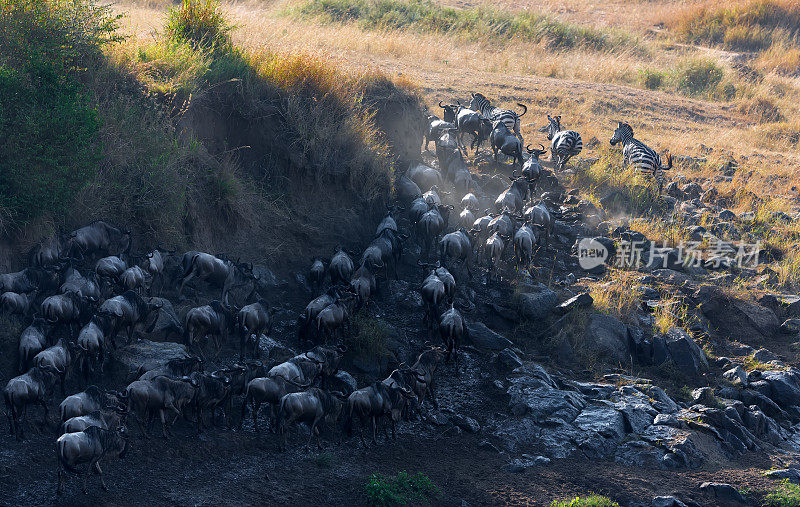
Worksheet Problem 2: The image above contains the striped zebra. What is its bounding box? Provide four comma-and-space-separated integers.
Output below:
609, 122, 672, 194
545, 114, 582, 171
469, 92, 527, 143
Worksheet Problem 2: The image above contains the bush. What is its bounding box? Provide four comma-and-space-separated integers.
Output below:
639, 68, 666, 90
550, 495, 620, 507
165, 0, 231, 49
764, 479, 800, 507
299, 0, 634, 51
0, 0, 121, 225
364, 471, 439, 506
346, 314, 388, 357
667, 0, 800, 51
675, 57, 724, 96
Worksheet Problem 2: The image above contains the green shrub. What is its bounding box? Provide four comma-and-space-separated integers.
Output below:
299, 0, 635, 51
165, 0, 232, 49
550, 495, 620, 507
364, 471, 439, 506
346, 314, 388, 357
764, 479, 800, 507
639, 68, 666, 90
675, 57, 724, 96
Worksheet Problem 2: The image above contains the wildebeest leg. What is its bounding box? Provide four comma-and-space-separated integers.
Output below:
57, 466, 66, 495
371, 416, 378, 444
134, 412, 150, 439
359, 417, 368, 448
252, 401, 261, 432
159, 409, 170, 438
39, 398, 50, 427
178, 272, 195, 300
84, 459, 97, 494
429, 379, 439, 409
94, 461, 108, 491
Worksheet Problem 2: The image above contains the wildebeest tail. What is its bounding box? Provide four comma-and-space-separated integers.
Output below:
4, 390, 16, 430
57, 439, 81, 474
181, 253, 199, 279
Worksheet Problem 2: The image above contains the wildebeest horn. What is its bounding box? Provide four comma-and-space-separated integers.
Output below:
438, 101, 446, 108
526, 144, 533, 153
336, 344, 347, 353
512, 170, 518, 178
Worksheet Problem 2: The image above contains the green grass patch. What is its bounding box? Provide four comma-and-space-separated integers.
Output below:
165, 0, 232, 50
347, 313, 389, 357
364, 471, 439, 506
550, 495, 620, 507
764, 479, 800, 507
297, 0, 635, 51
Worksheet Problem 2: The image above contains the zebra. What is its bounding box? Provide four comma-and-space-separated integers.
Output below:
609, 121, 672, 194
545, 114, 582, 171
469, 92, 527, 144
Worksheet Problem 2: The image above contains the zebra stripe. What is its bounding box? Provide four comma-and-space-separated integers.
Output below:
610, 122, 672, 191
469, 93, 526, 140
546, 115, 582, 170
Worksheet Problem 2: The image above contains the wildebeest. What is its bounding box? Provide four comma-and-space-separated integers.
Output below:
190, 370, 232, 432
344, 382, 411, 447
278, 388, 343, 451
61, 408, 127, 435
405, 347, 445, 412
417, 204, 451, 261
459, 208, 475, 230
439, 228, 474, 279
237, 298, 276, 359
120, 265, 147, 293
309, 258, 327, 293
99, 290, 162, 347
63, 221, 131, 260
56, 426, 128, 494
408, 196, 432, 227
544, 114, 583, 171
0, 266, 59, 294
40, 291, 93, 334
424, 113, 456, 151
95, 256, 127, 284
489, 120, 524, 168
438, 305, 468, 371
513, 222, 537, 268
469, 92, 527, 143
183, 300, 236, 360
141, 247, 174, 295
178, 251, 254, 303
484, 232, 507, 281
240, 347, 343, 432
297, 288, 337, 345
1, 290, 37, 317
4, 365, 60, 440
60, 385, 123, 422
33, 338, 76, 395
396, 173, 422, 204
60, 268, 101, 302
406, 163, 443, 192
28, 235, 63, 268
328, 247, 354, 287
76, 315, 111, 381
522, 144, 547, 195
461, 193, 479, 211
350, 263, 377, 309
18, 317, 52, 372
124, 375, 197, 438
419, 263, 446, 331
316, 293, 357, 344
439, 102, 489, 152
524, 201, 553, 245
495, 176, 530, 213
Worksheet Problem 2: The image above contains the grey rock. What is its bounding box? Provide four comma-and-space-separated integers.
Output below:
753, 348, 779, 363
146, 298, 184, 341
781, 318, 800, 335
114, 340, 190, 378
328, 370, 357, 395
467, 322, 513, 350
652, 496, 688, 507
574, 404, 626, 438
691, 387, 716, 406
719, 209, 736, 222
451, 414, 480, 433
723, 366, 748, 386
761, 369, 800, 408
585, 313, 630, 363
664, 328, 708, 376
258, 335, 295, 362
518, 284, 558, 320
554, 292, 593, 315
614, 440, 664, 468
696, 284, 780, 342
477, 440, 500, 452
764, 468, 800, 484
654, 413, 680, 427
699, 482, 746, 503
495, 348, 523, 372
507, 364, 586, 423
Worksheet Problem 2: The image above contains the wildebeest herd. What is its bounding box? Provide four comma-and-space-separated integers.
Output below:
1, 92, 671, 496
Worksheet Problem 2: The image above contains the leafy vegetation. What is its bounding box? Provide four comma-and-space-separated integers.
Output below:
764, 479, 800, 507
346, 314, 389, 357
550, 495, 620, 507
165, 0, 232, 49
298, 0, 634, 51
364, 471, 439, 506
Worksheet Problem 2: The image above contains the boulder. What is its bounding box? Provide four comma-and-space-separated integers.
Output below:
146, 298, 184, 341
507, 364, 586, 424
695, 285, 779, 342
113, 340, 190, 379
466, 322, 513, 350
553, 292, 593, 315
781, 318, 800, 335
495, 348, 523, 372
451, 414, 480, 434
584, 313, 630, 363
652, 497, 688, 507
723, 366, 748, 386
753, 348, 779, 363
517, 284, 557, 320
764, 468, 800, 484
654, 414, 680, 427
328, 370, 358, 395
663, 328, 708, 376
699, 482, 746, 504
258, 335, 295, 362
761, 369, 800, 408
